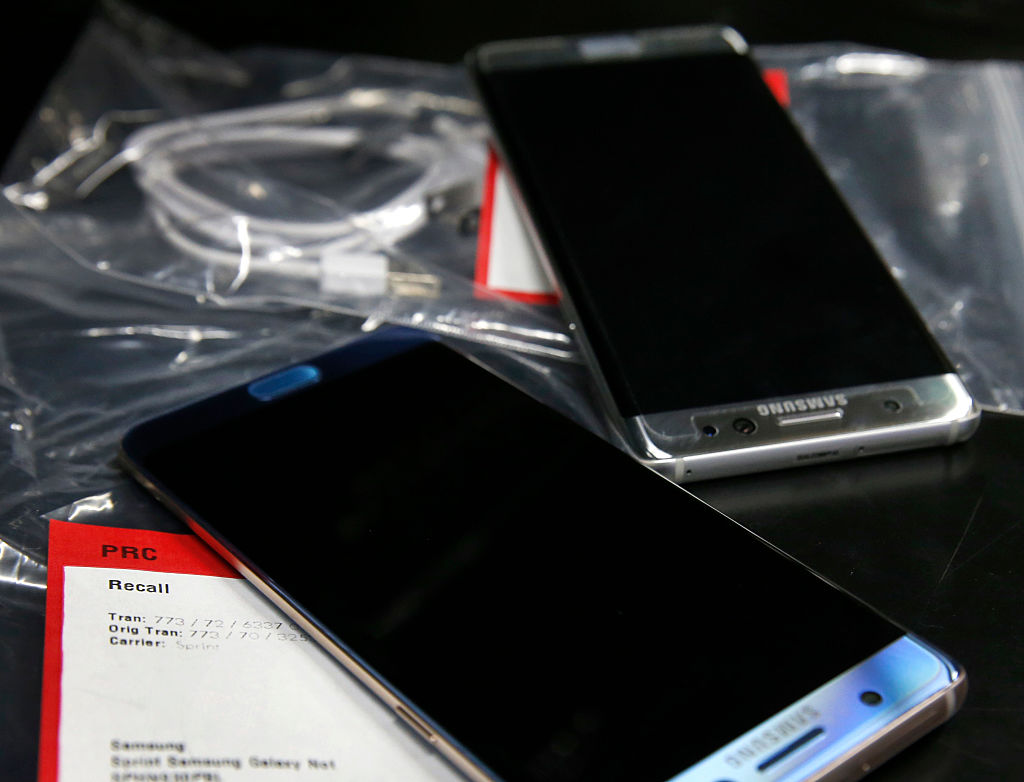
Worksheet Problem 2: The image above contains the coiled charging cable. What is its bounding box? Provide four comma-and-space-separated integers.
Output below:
16, 87, 486, 298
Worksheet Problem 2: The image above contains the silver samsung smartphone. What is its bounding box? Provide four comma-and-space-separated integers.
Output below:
466, 26, 980, 481
120, 328, 966, 782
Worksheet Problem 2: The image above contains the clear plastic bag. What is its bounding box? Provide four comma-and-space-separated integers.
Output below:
757, 44, 1024, 411
3, 3, 573, 361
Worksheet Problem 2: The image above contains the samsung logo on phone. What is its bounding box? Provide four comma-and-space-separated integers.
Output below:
756, 394, 848, 417
724, 704, 821, 769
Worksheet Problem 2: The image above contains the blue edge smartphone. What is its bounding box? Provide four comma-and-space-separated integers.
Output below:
120, 327, 965, 782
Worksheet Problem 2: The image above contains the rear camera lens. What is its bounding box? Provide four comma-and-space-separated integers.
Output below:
883, 399, 902, 412
860, 690, 883, 706
733, 417, 757, 435
702, 425, 718, 438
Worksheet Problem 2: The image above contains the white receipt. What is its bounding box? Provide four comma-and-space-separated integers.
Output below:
474, 148, 558, 305
41, 520, 463, 782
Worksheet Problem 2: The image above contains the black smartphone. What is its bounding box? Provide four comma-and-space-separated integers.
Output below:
120, 328, 965, 782
466, 26, 979, 481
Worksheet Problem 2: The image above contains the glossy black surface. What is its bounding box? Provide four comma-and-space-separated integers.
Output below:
124, 338, 901, 782
472, 45, 948, 415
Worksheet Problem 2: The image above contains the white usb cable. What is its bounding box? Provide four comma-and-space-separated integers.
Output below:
81, 89, 484, 297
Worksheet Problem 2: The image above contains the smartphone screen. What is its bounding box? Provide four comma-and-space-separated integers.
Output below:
121, 334, 954, 782
469, 38, 951, 417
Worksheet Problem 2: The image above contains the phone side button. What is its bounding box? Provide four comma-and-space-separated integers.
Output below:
395, 705, 437, 743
